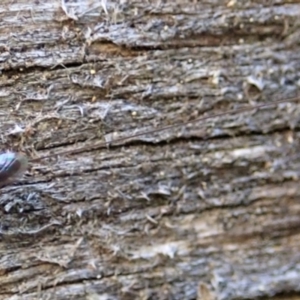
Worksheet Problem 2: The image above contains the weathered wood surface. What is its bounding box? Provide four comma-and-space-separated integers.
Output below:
0, 1, 300, 299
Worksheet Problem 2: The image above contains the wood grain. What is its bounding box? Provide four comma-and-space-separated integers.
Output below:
0, 1, 299, 299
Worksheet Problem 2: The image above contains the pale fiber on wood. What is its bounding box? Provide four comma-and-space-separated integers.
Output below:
0, 0, 299, 300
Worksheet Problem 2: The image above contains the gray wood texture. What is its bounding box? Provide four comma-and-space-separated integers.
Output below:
0, 1, 300, 299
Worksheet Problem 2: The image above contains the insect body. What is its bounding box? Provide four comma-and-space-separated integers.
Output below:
0, 153, 28, 186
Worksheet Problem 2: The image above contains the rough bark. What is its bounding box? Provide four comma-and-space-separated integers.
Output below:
0, 1, 300, 299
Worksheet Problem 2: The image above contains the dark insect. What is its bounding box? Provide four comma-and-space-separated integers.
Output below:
0, 153, 28, 187
0, 95, 299, 186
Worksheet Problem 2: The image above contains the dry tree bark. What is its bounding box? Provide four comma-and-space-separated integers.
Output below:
0, 1, 300, 299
